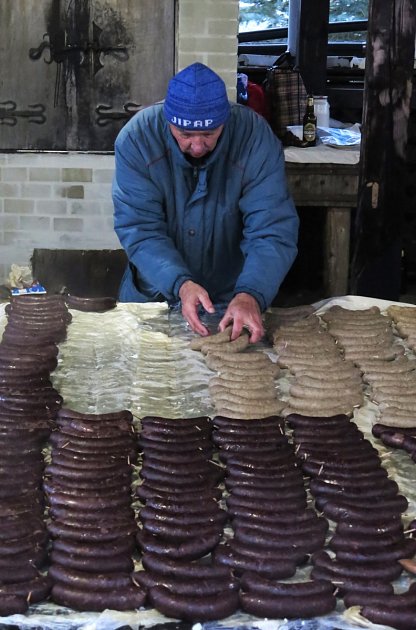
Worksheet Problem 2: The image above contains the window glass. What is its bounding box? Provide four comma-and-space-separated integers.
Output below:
329, 0, 368, 42
239, 1, 368, 41
239, 0, 289, 33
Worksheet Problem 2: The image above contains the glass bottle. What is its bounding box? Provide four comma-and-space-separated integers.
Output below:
303, 95, 317, 146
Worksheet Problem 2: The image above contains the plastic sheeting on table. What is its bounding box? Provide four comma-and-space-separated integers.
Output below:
0, 297, 415, 630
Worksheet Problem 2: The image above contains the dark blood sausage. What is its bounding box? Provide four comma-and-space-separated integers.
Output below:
302, 459, 383, 477
47, 491, 132, 510
138, 436, 212, 453
310, 477, 399, 499
312, 550, 403, 582
335, 538, 416, 564
286, 413, 351, 428
47, 520, 137, 542
228, 483, 304, 501
321, 497, 408, 522
141, 457, 216, 476
233, 523, 327, 553
226, 494, 307, 513
52, 537, 135, 558
228, 538, 308, 563
225, 472, 303, 492
52, 583, 146, 612
212, 415, 283, 429
139, 467, 219, 490
0, 595, 28, 615
141, 415, 211, 429
139, 430, 211, 447
225, 449, 296, 467
344, 588, 416, 609
309, 462, 389, 481
0, 564, 39, 583
134, 570, 239, 596
64, 295, 117, 312
142, 519, 223, 542
240, 591, 336, 619
310, 568, 395, 597
149, 585, 239, 621
316, 494, 402, 512
212, 432, 286, 447
0, 575, 52, 603
48, 564, 135, 591
240, 572, 334, 597
361, 604, 416, 630
140, 448, 210, 465
50, 549, 134, 573
137, 530, 222, 561
227, 505, 314, 525
336, 518, 404, 537
141, 497, 221, 515
137, 479, 218, 496
140, 424, 212, 440
226, 458, 299, 477
213, 543, 297, 579
139, 505, 228, 528
141, 553, 232, 580
136, 484, 222, 503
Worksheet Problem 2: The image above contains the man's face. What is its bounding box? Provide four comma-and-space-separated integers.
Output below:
169, 124, 224, 159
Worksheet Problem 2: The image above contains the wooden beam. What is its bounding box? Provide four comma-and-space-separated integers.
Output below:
292, 0, 330, 95
350, 0, 416, 299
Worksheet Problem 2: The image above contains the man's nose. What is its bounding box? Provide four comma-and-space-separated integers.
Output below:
191, 137, 205, 152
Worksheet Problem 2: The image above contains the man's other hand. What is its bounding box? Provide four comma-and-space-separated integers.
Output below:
218, 293, 264, 344
179, 280, 215, 336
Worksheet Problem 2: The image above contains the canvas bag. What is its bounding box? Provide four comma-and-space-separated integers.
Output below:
265, 52, 308, 138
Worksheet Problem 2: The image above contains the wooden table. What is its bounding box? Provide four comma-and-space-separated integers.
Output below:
285, 161, 359, 297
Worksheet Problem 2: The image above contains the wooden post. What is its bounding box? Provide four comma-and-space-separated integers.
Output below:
325, 207, 351, 296
350, 0, 416, 299
294, 0, 330, 95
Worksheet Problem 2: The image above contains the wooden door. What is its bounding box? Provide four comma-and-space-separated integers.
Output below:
0, 0, 176, 150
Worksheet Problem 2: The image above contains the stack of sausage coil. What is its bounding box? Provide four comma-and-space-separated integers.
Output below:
273, 315, 364, 417
45, 407, 146, 611
388, 305, 416, 351
190, 325, 284, 420
322, 305, 416, 430
0, 294, 69, 615
287, 413, 416, 630
135, 415, 239, 621
210, 415, 335, 619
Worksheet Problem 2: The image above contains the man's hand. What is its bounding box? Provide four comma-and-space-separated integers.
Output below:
218, 293, 264, 344
179, 280, 215, 336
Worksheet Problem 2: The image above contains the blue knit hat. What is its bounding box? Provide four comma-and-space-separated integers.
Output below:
164, 62, 230, 130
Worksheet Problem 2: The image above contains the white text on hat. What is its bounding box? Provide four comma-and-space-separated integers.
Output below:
170, 116, 214, 128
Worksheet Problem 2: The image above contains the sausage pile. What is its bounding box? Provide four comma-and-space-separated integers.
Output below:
273, 314, 364, 416
136, 415, 239, 621
210, 415, 336, 619
287, 412, 416, 629
322, 305, 416, 430
0, 294, 68, 615
45, 407, 145, 611
191, 326, 284, 419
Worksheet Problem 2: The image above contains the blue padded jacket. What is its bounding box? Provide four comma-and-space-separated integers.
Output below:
112, 102, 299, 311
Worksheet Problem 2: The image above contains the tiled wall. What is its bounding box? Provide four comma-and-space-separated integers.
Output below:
0, 0, 240, 287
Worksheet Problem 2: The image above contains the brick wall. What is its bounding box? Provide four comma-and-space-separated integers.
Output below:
0, 153, 117, 286
177, 0, 239, 99
0, 0, 240, 287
